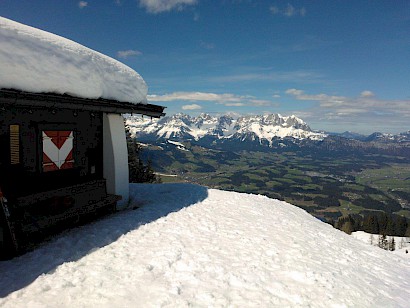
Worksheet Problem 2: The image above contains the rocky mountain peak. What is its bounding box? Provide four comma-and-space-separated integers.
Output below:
126, 113, 327, 144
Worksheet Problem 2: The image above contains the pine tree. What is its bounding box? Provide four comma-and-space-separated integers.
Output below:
341, 221, 353, 234
378, 234, 383, 249
369, 234, 374, 245
125, 122, 161, 184
396, 216, 408, 236
399, 238, 406, 249
378, 234, 388, 250
378, 213, 388, 235
385, 218, 395, 236
388, 238, 395, 251
383, 235, 388, 250
363, 214, 379, 234
336, 215, 357, 234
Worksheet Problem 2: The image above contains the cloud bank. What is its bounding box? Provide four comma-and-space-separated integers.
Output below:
148, 91, 272, 107
286, 88, 410, 133
270, 4, 306, 17
182, 104, 202, 110
212, 70, 322, 84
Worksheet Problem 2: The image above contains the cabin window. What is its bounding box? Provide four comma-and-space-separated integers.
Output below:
10, 125, 20, 165
42, 131, 74, 172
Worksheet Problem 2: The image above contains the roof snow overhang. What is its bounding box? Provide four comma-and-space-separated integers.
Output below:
0, 89, 165, 118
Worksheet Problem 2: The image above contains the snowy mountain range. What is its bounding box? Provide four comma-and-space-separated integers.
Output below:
330, 131, 410, 143
126, 114, 410, 152
364, 131, 410, 143
126, 113, 327, 146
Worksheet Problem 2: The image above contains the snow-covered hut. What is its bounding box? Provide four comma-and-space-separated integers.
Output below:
0, 17, 164, 256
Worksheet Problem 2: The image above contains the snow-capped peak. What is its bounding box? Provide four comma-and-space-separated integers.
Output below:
126, 113, 326, 143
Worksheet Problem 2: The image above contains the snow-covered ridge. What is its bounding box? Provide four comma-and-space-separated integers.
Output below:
364, 131, 410, 143
125, 112, 327, 142
167, 140, 188, 151
1, 183, 408, 307
0, 17, 147, 104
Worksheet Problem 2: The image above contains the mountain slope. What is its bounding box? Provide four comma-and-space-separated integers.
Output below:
1, 183, 409, 307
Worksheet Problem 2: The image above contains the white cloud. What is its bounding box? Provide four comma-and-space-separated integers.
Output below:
182, 104, 202, 110
249, 99, 272, 106
148, 92, 242, 103
285, 88, 304, 96
285, 88, 346, 104
150, 92, 243, 103
360, 90, 375, 97
78, 1, 88, 9
286, 88, 410, 132
270, 3, 306, 17
224, 103, 245, 107
117, 50, 142, 59
148, 91, 272, 107
284, 4, 296, 17
212, 70, 322, 83
139, 0, 197, 14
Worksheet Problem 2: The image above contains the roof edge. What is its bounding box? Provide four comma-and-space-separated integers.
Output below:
0, 89, 166, 118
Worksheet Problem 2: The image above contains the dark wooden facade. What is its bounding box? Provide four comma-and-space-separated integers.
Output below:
0, 89, 165, 258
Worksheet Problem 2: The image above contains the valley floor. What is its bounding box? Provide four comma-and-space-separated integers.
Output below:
0, 183, 409, 307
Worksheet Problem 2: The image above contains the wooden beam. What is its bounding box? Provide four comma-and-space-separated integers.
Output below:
0, 89, 166, 118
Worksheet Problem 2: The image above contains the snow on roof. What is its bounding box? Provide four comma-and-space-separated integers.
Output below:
0, 17, 147, 104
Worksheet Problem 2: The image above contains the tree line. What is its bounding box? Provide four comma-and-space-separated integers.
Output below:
335, 212, 409, 236
126, 126, 160, 184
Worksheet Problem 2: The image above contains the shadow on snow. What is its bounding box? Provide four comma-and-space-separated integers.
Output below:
0, 183, 208, 298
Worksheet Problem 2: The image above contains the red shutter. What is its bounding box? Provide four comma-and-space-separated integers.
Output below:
42, 131, 74, 172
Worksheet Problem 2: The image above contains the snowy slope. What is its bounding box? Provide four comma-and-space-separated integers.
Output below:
0, 17, 147, 104
352, 231, 410, 256
0, 184, 409, 307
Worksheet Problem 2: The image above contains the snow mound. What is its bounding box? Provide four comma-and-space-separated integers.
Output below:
0, 17, 147, 104
0, 184, 409, 307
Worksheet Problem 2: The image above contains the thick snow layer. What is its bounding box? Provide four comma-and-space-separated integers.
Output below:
0, 17, 147, 104
1, 184, 409, 307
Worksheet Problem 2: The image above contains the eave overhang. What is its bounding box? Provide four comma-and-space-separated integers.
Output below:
0, 89, 166, 118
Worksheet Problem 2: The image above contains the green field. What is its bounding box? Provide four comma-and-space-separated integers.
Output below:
356, 164, 410, 193
145, 142, 410, 224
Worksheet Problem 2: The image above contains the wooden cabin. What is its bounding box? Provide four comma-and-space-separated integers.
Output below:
0, 17, 164, 257
0, 90, 164, 257
0, 17, 166, 258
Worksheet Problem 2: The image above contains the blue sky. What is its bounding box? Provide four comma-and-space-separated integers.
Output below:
1, 0, 409, 133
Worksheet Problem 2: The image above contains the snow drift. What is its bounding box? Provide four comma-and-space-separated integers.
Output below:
0, 183, 409, 307
0, 17, 147, 104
